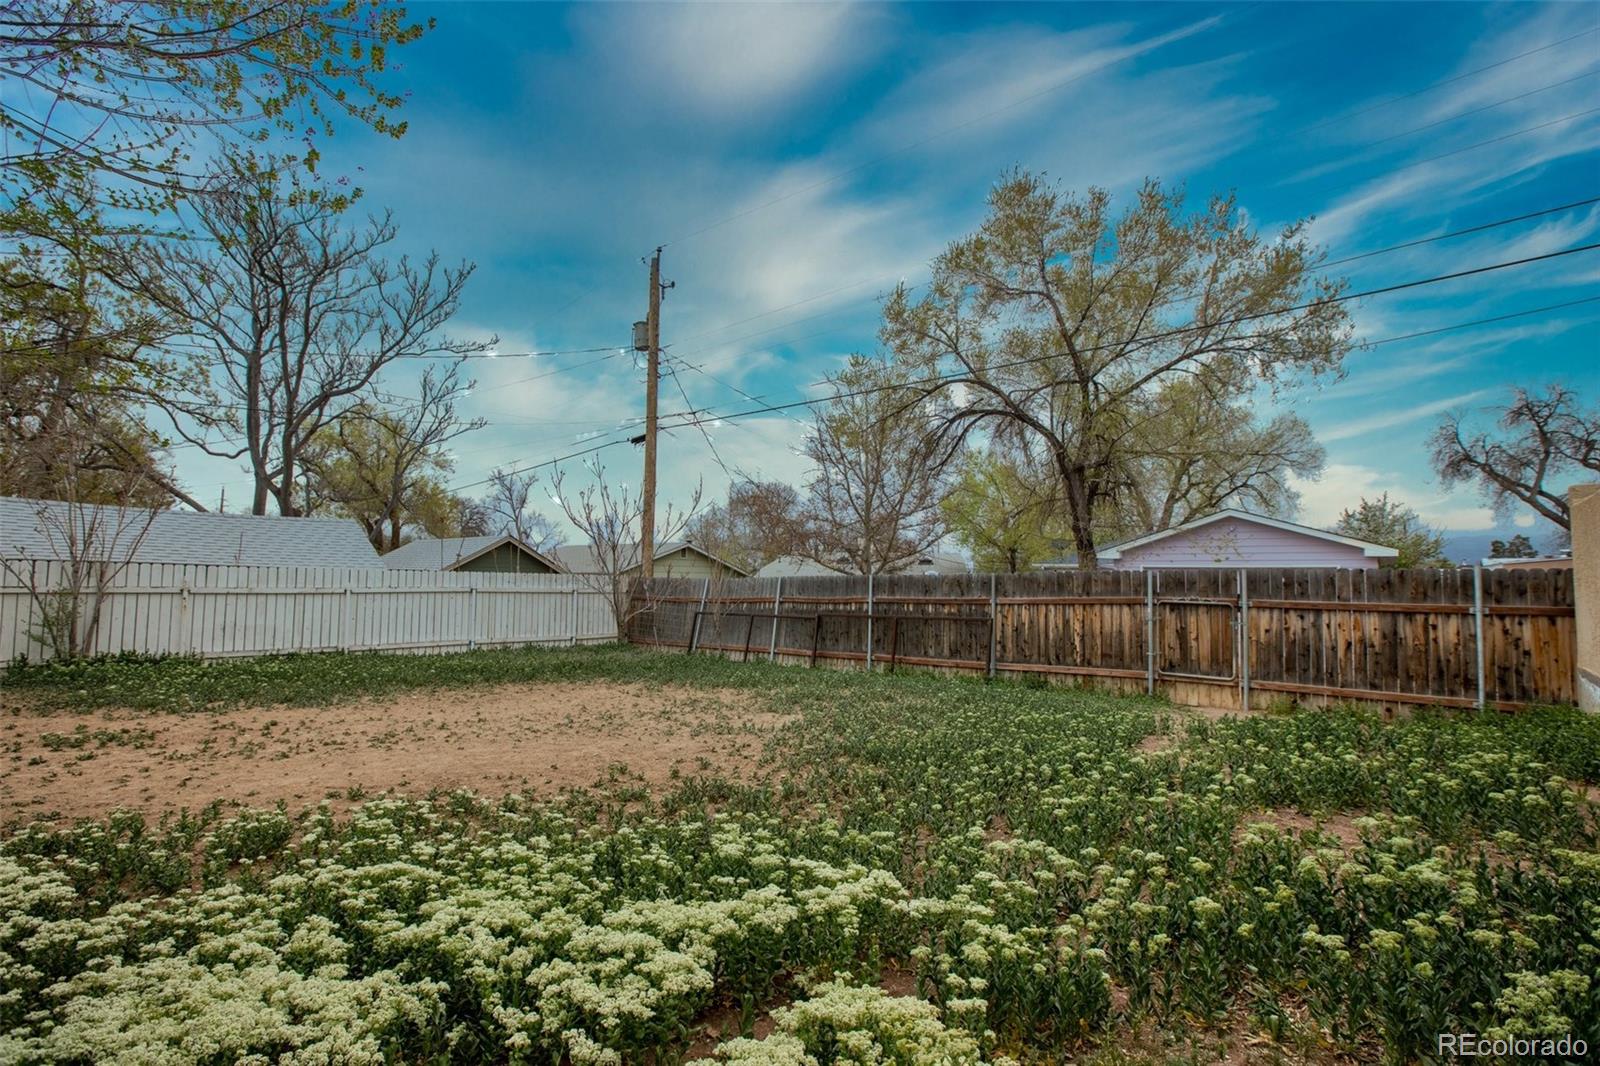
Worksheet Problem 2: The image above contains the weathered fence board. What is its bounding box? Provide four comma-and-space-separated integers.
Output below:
0, 562, 617, 662
627, 567, 1578, 712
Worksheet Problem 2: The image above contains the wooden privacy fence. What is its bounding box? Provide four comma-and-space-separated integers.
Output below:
0, 562, 617, 662
626, 568, 1579, 712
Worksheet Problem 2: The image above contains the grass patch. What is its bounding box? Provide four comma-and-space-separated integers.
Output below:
1, 647, 1596, 1064
3, 643, 822, 712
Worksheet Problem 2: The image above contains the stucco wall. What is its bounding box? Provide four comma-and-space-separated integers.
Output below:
1108, 516, 1379, 570
1572, 484, 1600, 713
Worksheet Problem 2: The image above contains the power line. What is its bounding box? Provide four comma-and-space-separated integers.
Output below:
392, 344, 628, 361
475, 244, 1600, 483
664, 244, 1599, 422
1289, 25, 1600, 138
1359, 68, 1600, 150
1321, 196, 1600, 267
657, 196, 1600, 394
1358, 295, 1600, 347
1386, 107, 1600, 176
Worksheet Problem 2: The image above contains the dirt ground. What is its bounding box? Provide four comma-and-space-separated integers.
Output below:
1, 682, 792, 824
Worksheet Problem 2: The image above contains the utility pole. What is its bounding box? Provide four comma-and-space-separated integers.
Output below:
640, 247, 669, 579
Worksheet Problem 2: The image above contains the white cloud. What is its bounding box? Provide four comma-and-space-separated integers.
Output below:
572, 3, 877, 120
1513, 513, 1536, 528
1289, 462, 1496, 530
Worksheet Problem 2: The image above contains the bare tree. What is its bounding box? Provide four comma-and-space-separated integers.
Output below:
1431, 385, 1600, 530
301, 364, 483, 550
882, 173, 1352, 567
0, 442, 160, 660
803, 354, 951, 575
484, 467, 561, 550
115, 157, 491, 515
551, 459, 701, 636
685, 478, 808, 573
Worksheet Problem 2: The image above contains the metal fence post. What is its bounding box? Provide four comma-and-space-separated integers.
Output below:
689, 578, 710, 653
570, 586, 579, 645
1145, 569, 1155, 695
865, 572, 875, 671
180, 584, 192, 657
1474, 565, 1487, 711
341, 587, 351, 652
768, 577, 783, 662
987, 573, 998, 679
468, 586, 478, 651
1238, 569, 1251, 711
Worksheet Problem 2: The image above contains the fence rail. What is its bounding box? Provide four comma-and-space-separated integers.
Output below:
628, 567, 1578, 712
1, 561, 617, 662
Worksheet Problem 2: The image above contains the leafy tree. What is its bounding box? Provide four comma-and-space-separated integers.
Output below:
0, 197, 180, 506
407, 482, 491, 542
1488, 534, 1537, 559
940, 448, 1065, 573
1334, 494, 1448, 568
685, 479, 808, 573
1, 0, 431, 240
1111, 378, 1324, 533
1431, 385, 1599, 530
114, 157, 489, 515
882, 172, 1352, 567
301, 365, 482, 550
802, 354, 951, 575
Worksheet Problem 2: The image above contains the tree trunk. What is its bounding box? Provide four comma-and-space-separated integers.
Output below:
1056, 458, 1098, 569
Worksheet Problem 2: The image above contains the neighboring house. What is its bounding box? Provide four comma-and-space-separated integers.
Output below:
1481, 555, 1573, 571
381, 535, 562, 574
550, 540, 750, 581
0, 495, 380, 568
754, 552, 969, 578
902, 551, 969, 576
753, 555, 847, 579
1036, 509, 1398, 570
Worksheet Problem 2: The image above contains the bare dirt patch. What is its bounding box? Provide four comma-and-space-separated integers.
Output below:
2, 682, 790, 824
1246, 808, 1366, 850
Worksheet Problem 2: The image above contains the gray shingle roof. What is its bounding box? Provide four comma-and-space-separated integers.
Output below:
0, 496, 381, 568
380, 535, 561, 571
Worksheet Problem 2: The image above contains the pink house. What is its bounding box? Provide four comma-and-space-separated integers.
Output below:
1057, 509, 1400, 570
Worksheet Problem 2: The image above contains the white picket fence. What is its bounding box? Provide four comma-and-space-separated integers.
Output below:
0, 561, 618, 662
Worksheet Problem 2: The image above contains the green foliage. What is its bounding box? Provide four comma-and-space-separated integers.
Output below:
1489, 534, 1537, 559
882, 172, 1352, 566
1334, 493, 1449, 568
2, 649, 1597, 1062
939, 449, 1066, 572
2, 1, 434, 232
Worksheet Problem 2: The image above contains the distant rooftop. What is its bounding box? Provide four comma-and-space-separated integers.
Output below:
0, 496, 380, 568
549, 540, 749, 576
380, 534, 561, 571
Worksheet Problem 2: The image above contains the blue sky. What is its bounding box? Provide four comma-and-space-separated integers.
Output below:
174, 1, 1600, 551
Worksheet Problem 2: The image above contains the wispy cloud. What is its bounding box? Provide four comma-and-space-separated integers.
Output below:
1319, 389, 1493, 442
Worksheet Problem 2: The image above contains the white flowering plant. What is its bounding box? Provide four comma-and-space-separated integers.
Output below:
2, 645, 1597, 1062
